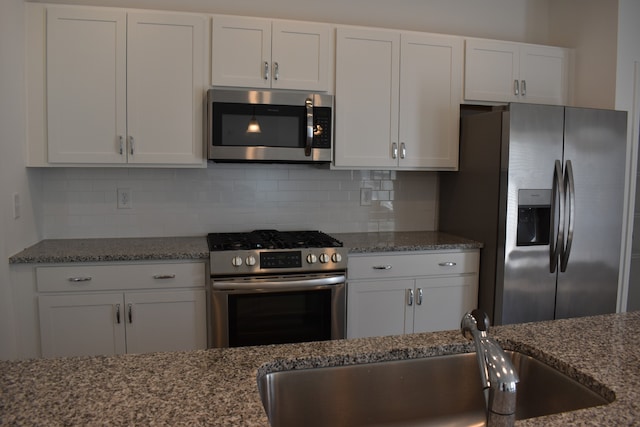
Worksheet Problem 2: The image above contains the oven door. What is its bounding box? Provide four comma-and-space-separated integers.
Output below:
210, 273, 345, 348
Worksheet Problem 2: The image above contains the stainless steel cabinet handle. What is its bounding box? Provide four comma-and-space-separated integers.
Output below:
521, 80, 526, 96
273, 62, 279, 80
560, 160, 575, 272
372, 265, 392, 270
417, 288, 423, 305
407, 289, 414, 306
128, 303, 133, 324
438, 262, 457, 267
392, 142, 398, 159
304, 98, 313, 157
264, 61, 269, 80
119, 136, 124, 155
68, 276, 92, 282
129, 136, 135, 155
514, 79, 520, 96
115, 304, 121, 324
400, 142, 406, 159
153, 274, 176, 279
550, 160, 565, 273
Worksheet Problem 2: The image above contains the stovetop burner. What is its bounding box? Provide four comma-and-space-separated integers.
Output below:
207, 229, 343, 251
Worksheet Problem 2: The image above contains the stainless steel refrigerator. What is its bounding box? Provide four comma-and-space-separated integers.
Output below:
439, 103, 627, 325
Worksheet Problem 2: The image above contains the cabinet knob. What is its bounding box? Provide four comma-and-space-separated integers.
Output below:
521, 79, 526, 96
391, 142, 398, 159
264, 61, 269, 80
115, 304, 121, 324
273, 62, 279, 80
514, 79, 520, 96
372, 265, 392, 270
407, 289, 414, 306
153, 274, 176, 280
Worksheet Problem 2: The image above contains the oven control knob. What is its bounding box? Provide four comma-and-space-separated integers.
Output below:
306, 254, 318, 264
331, 253, 343, 263
245, 256, 256, 266
319, 253, 330, 264
231, 256, 243, 267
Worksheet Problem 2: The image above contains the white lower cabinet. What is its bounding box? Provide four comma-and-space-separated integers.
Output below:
37, 262, 207, 358
347, 250, 479, 339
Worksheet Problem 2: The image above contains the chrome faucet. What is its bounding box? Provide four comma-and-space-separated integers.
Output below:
461, 310, 519, 427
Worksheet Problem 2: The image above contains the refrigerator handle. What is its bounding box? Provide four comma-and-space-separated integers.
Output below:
560, 160, 575, 272
550, 160, 565, 273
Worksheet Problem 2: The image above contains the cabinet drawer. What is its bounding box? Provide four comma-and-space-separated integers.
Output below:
347, 250, 478, 280
37, 262, 205, 292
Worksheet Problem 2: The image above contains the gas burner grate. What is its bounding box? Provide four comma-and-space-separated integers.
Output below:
207, 230, 343, 251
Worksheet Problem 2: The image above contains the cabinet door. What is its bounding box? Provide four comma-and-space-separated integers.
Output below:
39, 293, 126, 358
334, 28, 400, 169
464, 39, 519, 103
271, 21, 330, 91
211, 16, 271, 87
413, 275, 478, 333
127, 12, 206, 165
124, 290, 207, 354
399, 33, 462, 169
46, 7, 127, 164
347, 279, 413, 339
519, 45, 568, 105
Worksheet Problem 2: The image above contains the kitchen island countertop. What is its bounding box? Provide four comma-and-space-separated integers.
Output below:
8, 231, 481, 264
1, 311, 639, 426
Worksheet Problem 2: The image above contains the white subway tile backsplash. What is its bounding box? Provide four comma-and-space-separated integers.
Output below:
39, 164, 438, 238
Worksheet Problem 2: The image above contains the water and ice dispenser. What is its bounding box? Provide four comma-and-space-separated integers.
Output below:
516, 189, 551, 246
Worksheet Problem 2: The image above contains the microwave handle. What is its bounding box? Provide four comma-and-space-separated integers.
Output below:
305, 98, 313, 157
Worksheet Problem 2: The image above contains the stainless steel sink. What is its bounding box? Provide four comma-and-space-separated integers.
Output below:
258, 350, 611, 427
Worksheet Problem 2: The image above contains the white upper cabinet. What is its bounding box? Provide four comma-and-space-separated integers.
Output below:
211, 16, 331, 91
334, 27, 462, 170
464, 39, 569, 105
46, 7, 127, 164
42, 6, 208, 166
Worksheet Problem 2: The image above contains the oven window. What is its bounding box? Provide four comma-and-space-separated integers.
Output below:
213, 103, 304, 148
228, 289, 332, 347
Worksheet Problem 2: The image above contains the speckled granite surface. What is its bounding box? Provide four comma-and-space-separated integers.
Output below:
8, 237, 210, 264
8, 232, 481, 264
334, 231, 483, 253
1, 312, 639, 426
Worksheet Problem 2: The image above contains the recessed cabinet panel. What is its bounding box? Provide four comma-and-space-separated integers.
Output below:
127, 12, 206, 165
46, 7, 127, 164
123, 290, 207, 354
334, 28, 400, 168
39, 293, 126, 358
519, 45, 568, 105
211, 16, 271, 88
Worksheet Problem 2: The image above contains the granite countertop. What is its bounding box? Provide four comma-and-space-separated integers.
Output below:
8, 236, 210, 264
1, 312, 639, 426
333, 230, 483, 253
8, 232, 482, 264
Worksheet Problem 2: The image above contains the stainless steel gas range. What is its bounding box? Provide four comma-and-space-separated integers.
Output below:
207, 230, 347, 348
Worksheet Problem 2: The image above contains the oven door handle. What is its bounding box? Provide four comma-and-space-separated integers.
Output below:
212, 274, 345, 291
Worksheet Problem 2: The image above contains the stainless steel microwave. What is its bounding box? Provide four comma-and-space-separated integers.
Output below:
207, 89, 333, 163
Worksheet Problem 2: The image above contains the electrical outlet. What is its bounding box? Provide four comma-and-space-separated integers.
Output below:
360, 188, 372, 206
117, 188, 132, 209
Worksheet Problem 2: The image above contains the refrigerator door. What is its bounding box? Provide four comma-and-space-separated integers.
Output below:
555, 107, 627, 319
500, 103, 565, 325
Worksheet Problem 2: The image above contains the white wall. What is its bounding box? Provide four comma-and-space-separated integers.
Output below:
1, 0, 41, 359
615, 0, 640, 311
547, 0, 619, 109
